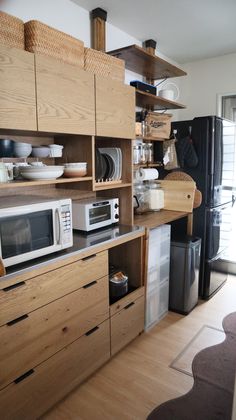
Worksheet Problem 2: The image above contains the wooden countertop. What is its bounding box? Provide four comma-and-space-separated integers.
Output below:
134, 209, 189, 230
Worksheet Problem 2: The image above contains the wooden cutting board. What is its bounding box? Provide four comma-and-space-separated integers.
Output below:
164, 171, 202, 209
159, 180, 196, 212
0, 258, 6, 277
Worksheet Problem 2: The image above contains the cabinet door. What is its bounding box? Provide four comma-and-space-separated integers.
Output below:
0, 45, 37, 131
35, 55, 95, 135
95, 76, 135, 138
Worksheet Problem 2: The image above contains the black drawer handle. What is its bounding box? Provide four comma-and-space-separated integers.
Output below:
82, 254, 97, 262
7, 314, 29, 326
3, 281, 26, 292
83, 280, 97, 289
85, 326, 99, 336
14, 369, 34, 384
124, 302, 135, 310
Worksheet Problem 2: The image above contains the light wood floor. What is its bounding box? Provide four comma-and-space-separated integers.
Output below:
43, 275, 236, 420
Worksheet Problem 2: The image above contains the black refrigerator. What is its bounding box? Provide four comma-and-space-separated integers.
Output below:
172, 116, 235, 299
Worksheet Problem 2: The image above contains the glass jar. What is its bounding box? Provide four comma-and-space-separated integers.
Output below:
147, 181, 164, 211
145, 143, 154, 163
133, 145, 140, 165
139, 143, 147, 164
133, 182, 150, 214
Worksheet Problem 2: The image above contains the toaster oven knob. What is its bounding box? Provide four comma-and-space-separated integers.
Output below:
114, 203, 119, 209
115, 214, 119, 219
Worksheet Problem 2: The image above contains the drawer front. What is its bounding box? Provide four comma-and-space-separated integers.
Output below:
0, 275, 109, 390
111, 296, 144, 356
110, 286, 145, 317
0, 251, 108, 326
0, 319, 110, 420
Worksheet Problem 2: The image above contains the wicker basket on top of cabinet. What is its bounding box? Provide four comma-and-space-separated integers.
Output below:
0, 11, 24, 49
84, 47, 125, 83
24, 20, 84, 68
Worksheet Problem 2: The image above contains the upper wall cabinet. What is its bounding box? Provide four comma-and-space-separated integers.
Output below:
35, 55, 95, 135
0, 45, 37, 131
95, 76, 135, 139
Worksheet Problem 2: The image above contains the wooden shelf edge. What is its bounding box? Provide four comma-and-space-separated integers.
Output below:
136, 89, 186, 110
94, 181, 132, 191
0, 176, 93, 188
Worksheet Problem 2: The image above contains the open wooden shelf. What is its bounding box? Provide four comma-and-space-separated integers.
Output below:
0, 176, 93, 188
136, 90, 185, 110
94, 181, 132, 191
133, 163, 163, 169
108, 44, 187, 80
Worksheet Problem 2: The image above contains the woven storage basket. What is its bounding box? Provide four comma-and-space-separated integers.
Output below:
84, 48, 125, 82
24, 20, 84, 68
0, 11, 24, 49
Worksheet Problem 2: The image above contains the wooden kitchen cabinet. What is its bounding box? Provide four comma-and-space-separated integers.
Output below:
0, 275, 109, 389
35, 54, 96, 135
0, 250, 108, 326
0, 45, 37, 131
95, 75, 135, 138
0, 319, 110, 420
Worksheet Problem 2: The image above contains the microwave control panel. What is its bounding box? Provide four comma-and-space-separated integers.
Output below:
61, 204, 72, 244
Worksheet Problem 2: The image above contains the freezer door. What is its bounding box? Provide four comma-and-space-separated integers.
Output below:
207, 117, 235, 206
205, 202, 233, 260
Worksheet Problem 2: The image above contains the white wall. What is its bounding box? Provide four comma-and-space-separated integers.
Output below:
177, 52, 236, 121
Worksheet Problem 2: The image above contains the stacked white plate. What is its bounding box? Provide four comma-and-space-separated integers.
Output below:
20, 165, 64, 180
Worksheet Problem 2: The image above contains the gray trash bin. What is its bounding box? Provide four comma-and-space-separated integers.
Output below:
169, 236, 201, 314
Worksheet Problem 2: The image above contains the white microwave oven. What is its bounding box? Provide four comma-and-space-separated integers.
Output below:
0, 196, 73, 268
72, 197, 119, 232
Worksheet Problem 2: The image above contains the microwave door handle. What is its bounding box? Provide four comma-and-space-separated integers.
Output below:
55, 208, 62, 245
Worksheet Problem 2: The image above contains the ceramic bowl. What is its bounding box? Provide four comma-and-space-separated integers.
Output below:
20, 165, 64, 180
64, 167, 87, 177
0, 139, 14, 157
31, 147, 50, 158
13, 144, 32, 158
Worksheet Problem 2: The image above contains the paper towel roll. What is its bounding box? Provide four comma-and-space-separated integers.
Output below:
136, 168, 159, 181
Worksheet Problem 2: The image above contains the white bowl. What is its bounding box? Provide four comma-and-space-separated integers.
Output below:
31, 147, 50, 158
64, 162, 87, 168
64, 167, 87, 177
20, 165, 64, 180
13, 146, 32, 158
14, 142, 31, 147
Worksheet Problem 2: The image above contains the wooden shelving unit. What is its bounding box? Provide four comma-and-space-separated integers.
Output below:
108, 44, 187, 80
108, 44, 186, 111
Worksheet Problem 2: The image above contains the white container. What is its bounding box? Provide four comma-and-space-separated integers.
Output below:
147, 182, 164, 211
145, 279, 169, 330
49, 144, 64, 157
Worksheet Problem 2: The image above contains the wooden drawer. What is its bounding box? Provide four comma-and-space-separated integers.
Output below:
0, 251, 108, 326
0, 319, 110, 420
0, 275, 108, 390
111, 295, 144, 356
110, 286, 145, 316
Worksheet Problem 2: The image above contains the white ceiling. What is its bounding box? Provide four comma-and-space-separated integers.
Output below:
72, 0, 236, 63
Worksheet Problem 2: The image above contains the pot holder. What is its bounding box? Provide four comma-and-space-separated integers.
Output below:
176, 136, 198, 168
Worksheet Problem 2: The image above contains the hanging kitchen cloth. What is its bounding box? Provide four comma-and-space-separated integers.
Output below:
175, 136, 198, 168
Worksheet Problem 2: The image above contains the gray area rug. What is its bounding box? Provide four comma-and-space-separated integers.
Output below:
147, 312, 236, 420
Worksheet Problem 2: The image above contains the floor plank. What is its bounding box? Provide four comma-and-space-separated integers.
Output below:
43, 275, 236, 420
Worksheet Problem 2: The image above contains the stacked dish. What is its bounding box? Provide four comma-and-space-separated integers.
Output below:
64, 162, 87, 177
31, 146, 50, 158
96, 147, 122, 182
20, 165, 64, 180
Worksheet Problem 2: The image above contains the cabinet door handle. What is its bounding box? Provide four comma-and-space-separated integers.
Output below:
7, 314, 29, 326
14, 369, 35, 384
81, 254, 97, 262
124, 301, 135, 310
3, 281, 26, 292
83, 280, 97, 289
85, 326, 99, 336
